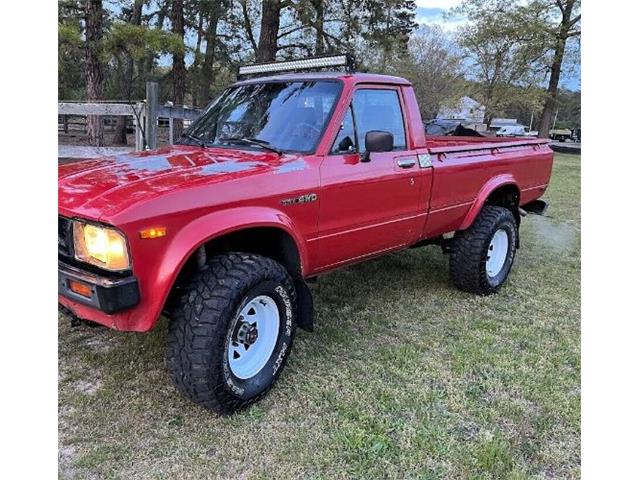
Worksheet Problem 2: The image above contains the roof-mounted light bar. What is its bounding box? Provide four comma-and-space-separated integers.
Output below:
238, 54, 355, 78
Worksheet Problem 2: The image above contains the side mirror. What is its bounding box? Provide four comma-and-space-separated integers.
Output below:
362, 130, 393, 162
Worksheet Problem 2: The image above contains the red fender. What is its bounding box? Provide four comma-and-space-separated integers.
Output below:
459, 175, 519, 230
121, 206, 308, 332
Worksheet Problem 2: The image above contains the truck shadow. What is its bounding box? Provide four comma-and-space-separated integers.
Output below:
301, 245, 455, 347
62, 244, 451, 368
310, 245, 451, 310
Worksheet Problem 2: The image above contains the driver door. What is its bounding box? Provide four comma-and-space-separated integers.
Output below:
316, 87, 423, 270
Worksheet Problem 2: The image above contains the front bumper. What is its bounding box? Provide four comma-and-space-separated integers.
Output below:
58, 261, 140, 314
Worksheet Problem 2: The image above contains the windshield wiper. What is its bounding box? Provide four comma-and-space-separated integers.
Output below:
178, 133, 206, 148
218, 137, 283, 155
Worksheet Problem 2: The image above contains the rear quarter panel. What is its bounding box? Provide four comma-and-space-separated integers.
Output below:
422, 143, 553, 238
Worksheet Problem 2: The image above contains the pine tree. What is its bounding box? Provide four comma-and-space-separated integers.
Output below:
84, 0, 105, 146
171, 0, 187, 138
113, 0, 143, 145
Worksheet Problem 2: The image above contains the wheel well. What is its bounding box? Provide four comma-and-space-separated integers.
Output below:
485, 184, 521, 248
165, 227, 302, 313
212, 226, 299, 266
486, 184, 521, 226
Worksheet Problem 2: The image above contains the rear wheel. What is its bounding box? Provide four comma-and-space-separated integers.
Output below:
166, 253, 296, 414
450, 205, 517, 295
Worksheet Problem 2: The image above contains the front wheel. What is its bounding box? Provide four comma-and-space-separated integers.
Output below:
166, 253, 297, 414
450, 205, 517, 295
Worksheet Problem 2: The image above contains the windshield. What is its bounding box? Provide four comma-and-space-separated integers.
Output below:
179, 80, 342, 153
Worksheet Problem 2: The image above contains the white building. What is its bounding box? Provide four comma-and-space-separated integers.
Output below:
436, 96, 486, 131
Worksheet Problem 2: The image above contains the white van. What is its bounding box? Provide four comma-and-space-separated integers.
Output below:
496, 125, 526, 137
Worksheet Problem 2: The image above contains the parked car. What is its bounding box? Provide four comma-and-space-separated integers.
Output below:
59, 56, 554, 413
550, 128, 572, 142
496, 125, 528, 137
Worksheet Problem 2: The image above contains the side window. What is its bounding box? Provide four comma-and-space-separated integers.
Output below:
352, 89, 407, 152
331, 106, 357, 154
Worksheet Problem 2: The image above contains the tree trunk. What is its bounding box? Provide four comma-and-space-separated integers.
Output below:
114, 0, 143, 145
171, 0, 186, 139
84, 0, 104, 146
197, 4, 221, 107
240, 0, 258, 55
257, 0, 281, 62
193, 9, 204, 72
342, 0, 358, 53
312, 0, 325, 55
113, 56, 133, 145
538, 0, 577, 138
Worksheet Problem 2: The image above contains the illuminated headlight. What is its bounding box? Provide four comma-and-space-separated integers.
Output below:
73, 222, 130, 271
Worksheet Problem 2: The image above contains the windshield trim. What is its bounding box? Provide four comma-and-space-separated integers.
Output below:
182, 79, 344, 155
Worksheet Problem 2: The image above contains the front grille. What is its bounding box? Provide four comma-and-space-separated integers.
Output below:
58, 216, 73, 258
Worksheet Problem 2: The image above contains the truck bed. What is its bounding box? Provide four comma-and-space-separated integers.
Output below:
425, 135, 549, 154
419, 135, 554, 240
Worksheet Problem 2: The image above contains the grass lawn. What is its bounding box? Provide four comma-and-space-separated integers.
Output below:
58, 153, 580, 479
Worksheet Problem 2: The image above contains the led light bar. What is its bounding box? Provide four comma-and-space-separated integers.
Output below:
238, 54, 355, 77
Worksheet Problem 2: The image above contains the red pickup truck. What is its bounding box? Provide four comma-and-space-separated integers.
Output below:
59, 59, 553, 413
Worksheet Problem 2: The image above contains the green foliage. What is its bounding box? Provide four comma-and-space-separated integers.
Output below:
386, 25, 464, 120
555, 89, 581, 128
57, 0, 421, 105
58, 19, 85, 100
57, 0, 577, 126
58, 22, 83, 49
454, 0, 580, 127
455, 0, 549, 122
362, 0, 417, 67
104, 23, 185, 61
272, 0, 418, 70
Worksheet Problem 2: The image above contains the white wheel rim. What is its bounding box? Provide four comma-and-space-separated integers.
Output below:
228, 295, 280, 380
486, 229, 509, 278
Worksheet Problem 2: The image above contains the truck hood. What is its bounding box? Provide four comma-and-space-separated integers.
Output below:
58, 145, 307, 221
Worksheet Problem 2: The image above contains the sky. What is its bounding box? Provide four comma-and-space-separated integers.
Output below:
414, 0, 581, 90
415, 0, 468, 32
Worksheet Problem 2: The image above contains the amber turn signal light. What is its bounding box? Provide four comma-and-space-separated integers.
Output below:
69, 280, 93, 298
139, 227, 167, 239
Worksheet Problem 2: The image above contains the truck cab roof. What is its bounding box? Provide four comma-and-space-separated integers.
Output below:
234, 71, 412, 87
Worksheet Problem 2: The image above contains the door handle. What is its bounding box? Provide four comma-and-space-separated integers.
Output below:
397, 158, 416, 169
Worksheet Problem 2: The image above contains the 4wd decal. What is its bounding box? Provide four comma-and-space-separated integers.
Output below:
281, 193, 318, 206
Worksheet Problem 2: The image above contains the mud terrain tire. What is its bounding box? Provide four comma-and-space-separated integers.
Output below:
167, 253, 297, 414
450, 206, 517, 295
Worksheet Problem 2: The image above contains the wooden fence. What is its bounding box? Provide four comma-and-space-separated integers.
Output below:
58, 81, 202, 153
